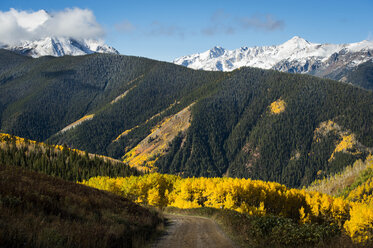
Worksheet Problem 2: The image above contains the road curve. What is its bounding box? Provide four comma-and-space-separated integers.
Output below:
152, 214, 237, 248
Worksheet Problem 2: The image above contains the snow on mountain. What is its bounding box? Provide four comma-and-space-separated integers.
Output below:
174, 36, 373, 77
0, 9, 118, 57
1, 37, 118, 58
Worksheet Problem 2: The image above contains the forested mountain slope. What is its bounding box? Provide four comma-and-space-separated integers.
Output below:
0, 133, 139, 181
1, 50, 373, 187
156, 68, 373, 186
343, 60, 373, 90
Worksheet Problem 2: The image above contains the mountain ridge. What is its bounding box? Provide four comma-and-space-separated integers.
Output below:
174, 36, 373, 81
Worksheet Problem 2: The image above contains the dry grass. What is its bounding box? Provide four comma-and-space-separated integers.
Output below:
307, 156, 372, 196
0, 165, 164, 248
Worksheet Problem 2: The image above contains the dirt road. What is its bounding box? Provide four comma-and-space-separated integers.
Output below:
152, 214, 237, 248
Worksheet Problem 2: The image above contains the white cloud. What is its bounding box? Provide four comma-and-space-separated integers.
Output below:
0, 8, 104, 45
239, 14, 285, 31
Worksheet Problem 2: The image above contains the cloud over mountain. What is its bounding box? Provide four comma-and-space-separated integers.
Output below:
239, 14, 285, 31
0, 8, 104, 45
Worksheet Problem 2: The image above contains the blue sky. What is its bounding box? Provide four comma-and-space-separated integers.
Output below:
1, 0, 372, 61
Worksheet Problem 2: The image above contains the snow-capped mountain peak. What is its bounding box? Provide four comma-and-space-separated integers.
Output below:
173, 36, 373, 77
284, 35, 310, 44
2, 36, 119, 58
280, 36, 312, 50
209, 46, 226, 58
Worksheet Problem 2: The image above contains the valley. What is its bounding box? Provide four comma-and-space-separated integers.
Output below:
1, 50, 373, 187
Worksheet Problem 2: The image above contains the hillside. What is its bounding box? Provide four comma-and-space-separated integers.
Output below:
342, 60, 373, 90
0, 133, 139, 182
155, 69, 373, 186
308, 155, 373, 198
1, 50, 373, 187
0, 165, 163, 248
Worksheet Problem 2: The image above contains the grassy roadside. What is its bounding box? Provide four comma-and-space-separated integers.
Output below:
164, 207, 359, 248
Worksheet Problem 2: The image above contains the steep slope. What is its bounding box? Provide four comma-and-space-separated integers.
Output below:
123, 103, 194, 172
1, 37, 118, 57
0, 50, 157, 141
174, 36, 373, 87
1, 50, 373, 187
155, 68, 373, 186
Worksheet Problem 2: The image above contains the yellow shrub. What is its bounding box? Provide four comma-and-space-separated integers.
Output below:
344, 203, 373, 243
269, 99, 286, 114
347, 177, 373, 204
329, 134, 359, 161
81, 173, 372, 244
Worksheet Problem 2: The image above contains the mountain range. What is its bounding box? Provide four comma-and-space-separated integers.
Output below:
174, 36, 373, 82
4, 34, 373, 86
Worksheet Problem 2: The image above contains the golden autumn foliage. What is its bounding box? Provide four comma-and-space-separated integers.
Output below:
345, 156, 373, 206
81, 173, 372, 244
305, 155, 373, 244
346, 177, 373, 204
269, 99, 286, 114
123, 104, 193, 171
113, 101, 179, 142
344, 202, 373, 243
113, 125, 139, 142
338, 136, 353, 150
329, 134, 360, 161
